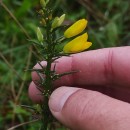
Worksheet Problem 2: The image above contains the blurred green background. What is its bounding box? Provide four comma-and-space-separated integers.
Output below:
0, 0, 130, 129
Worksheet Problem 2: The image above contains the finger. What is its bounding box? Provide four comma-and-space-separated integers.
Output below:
32, 47, 130, 87
32, 56, 73, 87
29, 81, 130, 103
49, 87, 130, 130
28, 82, 43, 103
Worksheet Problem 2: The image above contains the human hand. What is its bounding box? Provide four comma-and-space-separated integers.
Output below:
29, 47, 130, 130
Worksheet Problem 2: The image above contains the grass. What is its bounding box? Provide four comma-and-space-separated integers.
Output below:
0, 0, 130, 129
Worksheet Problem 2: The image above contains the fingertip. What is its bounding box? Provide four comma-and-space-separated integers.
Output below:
28, 81, 43, 104
49, 87, 80, 112
49, 86, 130, 130
34, 61, 47, 69
48, 86, 81, 128
31, 61, 47, 82
32, 57, 73, 87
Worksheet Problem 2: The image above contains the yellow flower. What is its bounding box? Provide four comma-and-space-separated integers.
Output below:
63, 33, 92, 53
64, 19, 88, 38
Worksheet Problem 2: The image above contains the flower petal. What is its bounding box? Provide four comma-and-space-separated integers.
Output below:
64, 19, 88, 38
63, 33, 89, 53
81, 42, 92, 51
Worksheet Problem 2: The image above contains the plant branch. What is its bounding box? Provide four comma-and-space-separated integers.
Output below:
8, 119, 39, 130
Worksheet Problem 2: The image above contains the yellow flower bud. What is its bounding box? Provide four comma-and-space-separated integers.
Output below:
46, 0, 49, 4
40, 18, 46, 26
38, 10, 44, 15
58, 14, 66, 26
64, 19, 88, 38
40, 0, 46, 8
51, 17, 59, 29
51, 14, 66, 29
36, 27, 43, 42
63, 33, 92, 53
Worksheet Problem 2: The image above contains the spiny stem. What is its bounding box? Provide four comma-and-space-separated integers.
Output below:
41, 97, 50, 130
40, 12, 54, 130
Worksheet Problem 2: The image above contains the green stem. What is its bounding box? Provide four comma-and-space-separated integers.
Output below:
45, 60, 52, 89
41, 16, 54, 130
41, 96, 50, 130
41, 60, 52, 130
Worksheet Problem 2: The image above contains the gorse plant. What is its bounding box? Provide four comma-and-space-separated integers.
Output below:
31, 0, 92, 129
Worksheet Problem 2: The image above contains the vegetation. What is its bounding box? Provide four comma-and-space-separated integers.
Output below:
0, 0, 130, 129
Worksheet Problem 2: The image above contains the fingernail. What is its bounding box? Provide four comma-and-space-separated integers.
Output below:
49, 87, 80, 112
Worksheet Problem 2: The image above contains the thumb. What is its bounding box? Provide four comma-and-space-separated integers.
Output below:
49, 87, 130, 130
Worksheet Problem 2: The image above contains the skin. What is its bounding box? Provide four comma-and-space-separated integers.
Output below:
29, 47, 130, 130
